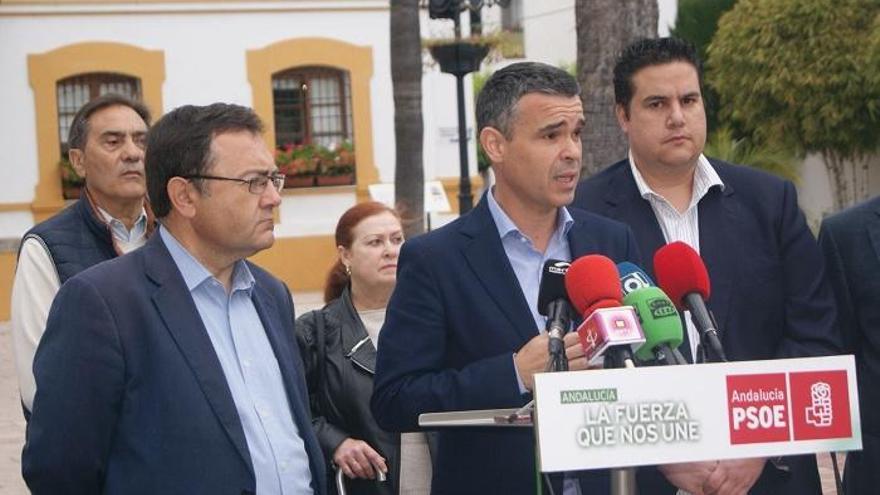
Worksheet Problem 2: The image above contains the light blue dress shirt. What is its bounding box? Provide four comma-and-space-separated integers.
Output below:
96, 206, 148, 244
95, 206, 149, 253
160, 227, 313, 495
486, 191, 581, 495
486, 188, 574, 330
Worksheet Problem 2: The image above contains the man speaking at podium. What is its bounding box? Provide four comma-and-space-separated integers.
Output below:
574, 38, 843, 494
371, 62, 640, 495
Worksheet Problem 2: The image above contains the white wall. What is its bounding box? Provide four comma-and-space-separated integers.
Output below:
0, 18, 41, 206
518, 0, 678, 67
799, 153, 880, 228
523, 0, 578, 66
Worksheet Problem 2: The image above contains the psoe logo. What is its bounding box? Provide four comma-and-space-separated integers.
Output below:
805, 382, 833, 427
726, 373, 790, 444
789, 371, 852, 440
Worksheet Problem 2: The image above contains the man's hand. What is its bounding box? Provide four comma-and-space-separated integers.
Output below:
514, 333, 550, 391
515, 332, 591, 391
658, 461, 719, 495
333, 438, 387, 480
563, 331, 589, 370
702, 457, 766, 495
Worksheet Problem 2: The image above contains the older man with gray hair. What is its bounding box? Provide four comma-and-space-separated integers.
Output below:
11, 94, 153, 417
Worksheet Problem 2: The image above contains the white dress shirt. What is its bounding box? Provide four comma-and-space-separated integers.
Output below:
628, 150, 724, 362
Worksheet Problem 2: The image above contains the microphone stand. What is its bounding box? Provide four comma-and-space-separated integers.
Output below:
540, 303, 571, 495
694, 309, 728, 363
547, 337, 568, 372
604, 350, 637, 495
546, 302, 570, 372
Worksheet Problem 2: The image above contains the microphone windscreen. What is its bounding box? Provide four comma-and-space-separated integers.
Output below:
617, 261, 655, 296
624, 286, 684, 362
564, 255, 622, 316
537, 259, 571, 316
653, 241, 711, 310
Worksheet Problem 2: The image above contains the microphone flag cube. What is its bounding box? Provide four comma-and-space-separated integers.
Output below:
576, 306, 646, 366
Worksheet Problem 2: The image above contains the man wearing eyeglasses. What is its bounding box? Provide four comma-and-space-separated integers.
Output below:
11, 94, 154, 419
23, 103, 326, 495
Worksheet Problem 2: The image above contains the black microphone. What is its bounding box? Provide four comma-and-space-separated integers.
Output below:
538, 259, 573, 371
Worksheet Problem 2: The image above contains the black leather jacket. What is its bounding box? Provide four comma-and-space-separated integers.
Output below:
295, 287, 402, 495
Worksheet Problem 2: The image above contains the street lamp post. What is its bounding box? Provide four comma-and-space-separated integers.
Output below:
453, 51, 474, 214
427, 2, 490, 215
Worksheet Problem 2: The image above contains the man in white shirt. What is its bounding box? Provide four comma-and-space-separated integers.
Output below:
574, 37, 841, 495
11, 94, 153, 415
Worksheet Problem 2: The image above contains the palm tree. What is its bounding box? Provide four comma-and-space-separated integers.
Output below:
390, 0, 425, 236
575, 0, 658, 177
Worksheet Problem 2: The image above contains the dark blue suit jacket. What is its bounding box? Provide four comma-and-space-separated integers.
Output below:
574, 158, 843, 494
819, 196, 880, 495
371, 198, 641, 495
23, 234, 326, 495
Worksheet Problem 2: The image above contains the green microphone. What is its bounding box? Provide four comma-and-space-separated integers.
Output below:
623, 286, 687, 365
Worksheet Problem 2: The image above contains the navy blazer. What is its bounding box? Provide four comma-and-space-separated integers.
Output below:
574, 158, 843, 494
819, 196, 880, 494
371, 198, 641, 495
23, 234, 326, 495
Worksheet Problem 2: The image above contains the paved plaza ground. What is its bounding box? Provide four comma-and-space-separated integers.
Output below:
0, 291, 845, 493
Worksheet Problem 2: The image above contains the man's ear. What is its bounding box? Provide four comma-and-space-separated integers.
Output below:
479, 127, 507, 166
68, 149, 86, 179
615, 104, 630, 134
166, 177, 198, 219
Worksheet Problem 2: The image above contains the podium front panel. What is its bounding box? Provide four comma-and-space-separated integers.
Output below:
533, 355, 861, 472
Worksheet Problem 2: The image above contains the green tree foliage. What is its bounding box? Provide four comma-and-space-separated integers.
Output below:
705, 127, 799, 183
671, 0, 737, 62
670, 0, 737, 133
867, 14, 880, 114
709, 0, 880, 211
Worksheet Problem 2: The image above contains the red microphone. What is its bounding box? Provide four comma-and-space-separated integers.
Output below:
654, 242, 727, 362
564, 255, 644, 368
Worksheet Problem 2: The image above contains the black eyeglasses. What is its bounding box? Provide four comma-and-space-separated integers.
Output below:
183, 173, 286, 194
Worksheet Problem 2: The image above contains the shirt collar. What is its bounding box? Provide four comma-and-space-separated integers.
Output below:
159, 225, 255, 294
96, 205, 148, 242
628, 150, 724, 205
486, 186, 574, 242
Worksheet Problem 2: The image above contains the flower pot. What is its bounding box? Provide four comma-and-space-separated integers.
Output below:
429, 42, 491, 76
316, 174, 355, 187
284, 175, 316, 188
